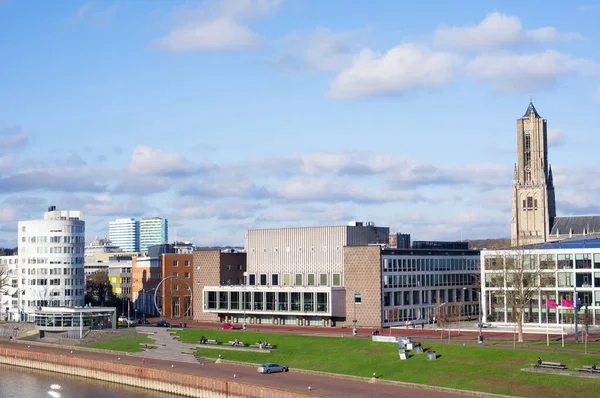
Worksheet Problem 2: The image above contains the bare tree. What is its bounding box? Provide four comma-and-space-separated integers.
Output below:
487, 248, 543, 342
0, 266, 8, 296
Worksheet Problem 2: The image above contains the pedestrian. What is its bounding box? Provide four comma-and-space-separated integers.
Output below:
535, 357, 542, 368
589, 364, 597, 374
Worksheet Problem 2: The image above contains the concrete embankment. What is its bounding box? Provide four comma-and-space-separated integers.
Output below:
0, 346, 315, 398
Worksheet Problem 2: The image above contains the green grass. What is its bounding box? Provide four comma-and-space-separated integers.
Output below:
175, 328, 600, 398
87, 335, 155, 352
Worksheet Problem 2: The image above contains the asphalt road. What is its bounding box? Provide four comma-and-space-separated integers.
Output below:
0, 340, 472, 398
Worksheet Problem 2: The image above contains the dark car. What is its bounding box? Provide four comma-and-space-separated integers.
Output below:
138, 318, 150, 325
157, 320, 170, 327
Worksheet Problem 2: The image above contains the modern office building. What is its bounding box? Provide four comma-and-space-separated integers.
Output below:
198, 223, 391, 327
108, 218, 140, 252
389, 233, 411, 249
481, 235, 600, 326
140, 217, 168, 253
107, 258, 133, 300
345, 245, 481, 328
0, 255, 19, 321
18, 206, 86, 321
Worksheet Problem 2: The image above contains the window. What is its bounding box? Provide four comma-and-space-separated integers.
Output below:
237, 264, 243, 270
283, 274, 291, 286
319, 273, 328, 286
260, 274, 267, 285
307, 274, 315, 286
184, 272, 190, 278
184, 260, 190, 267
226, 265, 231, 270
332, 273, 341, 286
271, 274, 279, 286
295, 273, 303, 286
173, 260, 178, 267
248, 274, 256, 285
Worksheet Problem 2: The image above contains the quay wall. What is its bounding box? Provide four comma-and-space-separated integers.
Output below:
0, 347, 315, 398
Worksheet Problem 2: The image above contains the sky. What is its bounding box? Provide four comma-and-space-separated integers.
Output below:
1, 0, 600, 248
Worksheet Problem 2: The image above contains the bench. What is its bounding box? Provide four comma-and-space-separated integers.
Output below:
575, 366, 600, 373
203, 339, 218, 345
227, 341, 245, 347
250, 343, 273, 349
532, 361, 567, 369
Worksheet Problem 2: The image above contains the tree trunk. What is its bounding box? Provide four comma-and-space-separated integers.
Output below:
517, 308, 524, 343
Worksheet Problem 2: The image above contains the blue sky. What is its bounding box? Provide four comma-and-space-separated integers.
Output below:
1, 0, 600, 247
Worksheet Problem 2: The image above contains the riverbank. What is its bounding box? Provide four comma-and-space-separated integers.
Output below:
0, 344, 314, 398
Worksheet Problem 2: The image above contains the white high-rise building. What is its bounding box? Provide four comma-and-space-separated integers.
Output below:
18, 206, 86, 321
140, 217, 168, 252
109, 218, 140, 252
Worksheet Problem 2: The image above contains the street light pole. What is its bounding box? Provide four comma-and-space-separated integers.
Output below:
243, 272, 248, 330
352, 291, 358, 337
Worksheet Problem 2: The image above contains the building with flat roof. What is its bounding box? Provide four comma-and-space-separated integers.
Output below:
481, 235, 600, 326
0, 255, 18, 321
18, 206, 85, 321
140, 217, 168, 253
109, 218, 140, 252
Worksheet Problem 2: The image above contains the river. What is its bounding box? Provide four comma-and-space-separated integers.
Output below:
0, 364, 171, 398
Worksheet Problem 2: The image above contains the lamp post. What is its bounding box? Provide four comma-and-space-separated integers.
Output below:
352, 291, 360, 337
464, 288, 483, 344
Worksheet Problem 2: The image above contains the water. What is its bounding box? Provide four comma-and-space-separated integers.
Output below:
0, 364, 172, 398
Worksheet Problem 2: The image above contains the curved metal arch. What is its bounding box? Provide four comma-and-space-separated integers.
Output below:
153, 275, 193, 319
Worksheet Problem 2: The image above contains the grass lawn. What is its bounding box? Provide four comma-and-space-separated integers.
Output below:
175, 328, 600, 398
87, 334, 155, 352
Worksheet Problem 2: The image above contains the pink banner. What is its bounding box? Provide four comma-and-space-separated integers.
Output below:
561, 298, 574, 308
546, 299, 558, 308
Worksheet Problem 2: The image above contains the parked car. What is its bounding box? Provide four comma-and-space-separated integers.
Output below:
118, 316, 135, 326
156, 320, 170, 327
257, 363, 288, 374
221, 322, 234, 330
138, 318, 150, 325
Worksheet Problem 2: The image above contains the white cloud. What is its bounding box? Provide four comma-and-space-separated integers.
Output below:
0, 126, 28, 149
126, 145, 215, 177
329, 44, 462, 99
275, 27, 367, 72
153, 0, 281, 52
466, 50, 600, 92
548, 127, 565, 147
433, 12, 581, 52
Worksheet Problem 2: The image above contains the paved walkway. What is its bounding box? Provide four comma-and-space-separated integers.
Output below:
130, 326, 209, 364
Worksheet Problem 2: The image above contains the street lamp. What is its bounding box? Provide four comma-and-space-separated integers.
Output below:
463, 288, 483, 344
352, 291, 360, 337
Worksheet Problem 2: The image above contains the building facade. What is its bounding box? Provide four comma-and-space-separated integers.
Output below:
481, 237, 600, 326
344, 246, 481, 328
18, 207, 86, 321
109, 218, 140, 252
107, 259, 133, 300
140, 217, 168, 253
199, 223, 390, 327
161, 252, 193, 318
193, 249, 246, 322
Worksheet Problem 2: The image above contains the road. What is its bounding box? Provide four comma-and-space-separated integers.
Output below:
0, 339, 474, 398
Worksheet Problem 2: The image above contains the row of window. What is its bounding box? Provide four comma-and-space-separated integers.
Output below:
382, 288, 478, 307
172, 260, 190, 267
23, 267, 83, 275
21, 225, 84, 233
225, 264, 244, 270
384, 273, 478, 289
247, 273, 342, 287
485, 272, 600, 289
24, 298, 84, 307
21, 236, 85, 244
205, 291, 329, 313
383, 257, 479, 272
485, 254, 600, 270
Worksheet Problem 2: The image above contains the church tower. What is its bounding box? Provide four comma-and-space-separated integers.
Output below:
511, 101, 556, 246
